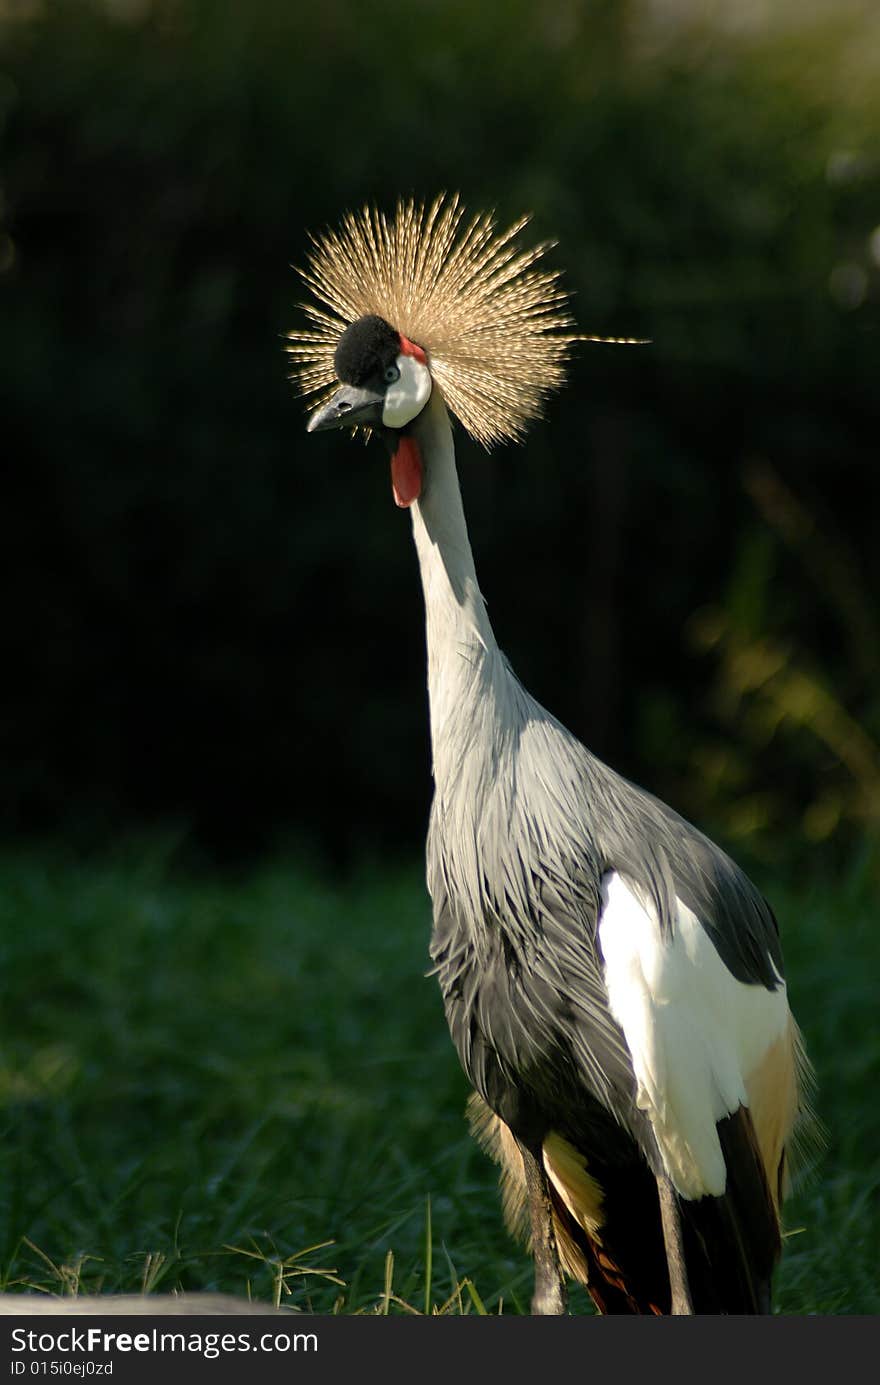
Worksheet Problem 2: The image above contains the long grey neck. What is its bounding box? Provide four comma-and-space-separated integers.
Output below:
408, 392, 509, 792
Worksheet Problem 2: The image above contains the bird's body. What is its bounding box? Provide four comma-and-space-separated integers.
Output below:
291, 198, 812, 1314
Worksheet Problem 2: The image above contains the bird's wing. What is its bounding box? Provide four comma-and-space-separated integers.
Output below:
591, 770, 785, 988
596, 868, 796, 1201
593, 837, 805, 1311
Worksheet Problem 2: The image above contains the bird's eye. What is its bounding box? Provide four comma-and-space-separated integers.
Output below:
384, 364, 400, 384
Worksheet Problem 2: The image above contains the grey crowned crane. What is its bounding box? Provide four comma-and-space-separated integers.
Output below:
289, 196, 813, 1316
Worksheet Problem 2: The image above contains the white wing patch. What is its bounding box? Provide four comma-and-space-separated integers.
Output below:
597, 871, 790, 1199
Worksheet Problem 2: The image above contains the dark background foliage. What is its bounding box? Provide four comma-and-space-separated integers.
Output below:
2, 0, 878, 868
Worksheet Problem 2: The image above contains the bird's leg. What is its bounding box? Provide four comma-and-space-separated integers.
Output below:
517, 1138, 567, 1315
657, 1173, 694, 1315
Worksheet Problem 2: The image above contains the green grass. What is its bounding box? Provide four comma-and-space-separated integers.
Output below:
0, 837, 876, 1313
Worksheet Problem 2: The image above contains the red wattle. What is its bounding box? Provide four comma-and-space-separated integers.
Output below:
399, 335, 427, 364
391, 436, 423, 508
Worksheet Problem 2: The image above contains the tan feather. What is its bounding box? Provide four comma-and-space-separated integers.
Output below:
288, 194, 641, 449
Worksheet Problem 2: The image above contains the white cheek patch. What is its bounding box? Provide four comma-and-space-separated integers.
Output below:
382, 353, 432, 428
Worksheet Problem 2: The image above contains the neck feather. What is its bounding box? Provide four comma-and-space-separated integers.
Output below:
408, 393, 512, 790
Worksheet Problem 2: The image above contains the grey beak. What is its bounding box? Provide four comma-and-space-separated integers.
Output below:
307, 384, 385, 433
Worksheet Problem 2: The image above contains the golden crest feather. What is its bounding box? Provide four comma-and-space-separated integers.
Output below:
288, 194, 586, 449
